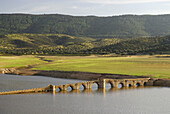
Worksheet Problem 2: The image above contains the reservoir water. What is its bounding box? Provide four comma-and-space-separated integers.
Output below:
0, 74, 170, 114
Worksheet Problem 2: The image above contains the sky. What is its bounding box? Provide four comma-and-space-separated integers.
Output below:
1, 0, 170, 16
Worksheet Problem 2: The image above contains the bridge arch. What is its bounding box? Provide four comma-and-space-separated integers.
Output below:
56, 87, 62, 92
66, 85, 74, 92
126, 81, 134, 87
128, 83, 132, 87
105, 80, 115, 89
79, 84, 86, 91
91, 82, 99, 90
144, 82, 147, 86
135, 82, 141, 87
118, 82, 124, 89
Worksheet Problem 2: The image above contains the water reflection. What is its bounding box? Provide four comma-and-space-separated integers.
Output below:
1, 86, 155, 96
0, 74, 169, 114
51, 86, 153, 95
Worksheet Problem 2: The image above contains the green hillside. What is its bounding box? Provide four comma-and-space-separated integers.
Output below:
0, 33, 120, 55
1, 14, 170, 38
88, 36, 170, 55
0, 33, 170, 55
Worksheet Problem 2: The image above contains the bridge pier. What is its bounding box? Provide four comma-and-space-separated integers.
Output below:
114, 81, 119, 88
74, 84, 79, 90
48, 85, 56, 92
141, 81, 144, 86
98, 79, 106, 89
63, 85, 67, 91
53, 85, 56, 92
124, 81, 130, 87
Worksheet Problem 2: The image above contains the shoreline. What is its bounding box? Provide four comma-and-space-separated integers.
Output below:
0, 68, 149, 80
0, 68, 170, 87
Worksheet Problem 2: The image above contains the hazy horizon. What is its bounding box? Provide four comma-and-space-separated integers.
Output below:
1, 0, 170, 16
1, 12, 170, 17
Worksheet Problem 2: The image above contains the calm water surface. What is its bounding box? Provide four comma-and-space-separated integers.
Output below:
0, 74, 170, 114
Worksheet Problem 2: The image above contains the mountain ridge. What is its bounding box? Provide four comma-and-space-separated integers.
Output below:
1, 13, 170, 38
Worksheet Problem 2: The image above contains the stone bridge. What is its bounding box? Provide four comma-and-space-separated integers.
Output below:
0, 78, 152, 95
49, 78, 151, 92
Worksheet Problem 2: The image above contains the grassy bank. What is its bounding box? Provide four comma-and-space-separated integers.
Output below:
0, 55, 47, 68
0, 55, 170, 79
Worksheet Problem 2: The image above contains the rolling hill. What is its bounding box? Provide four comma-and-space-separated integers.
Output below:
1, 14, 170, 38
87, 36, 170, 55
0, 33, 170, 55
0, 33, 120, 55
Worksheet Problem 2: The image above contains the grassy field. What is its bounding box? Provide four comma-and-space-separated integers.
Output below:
0, 56, 47, 68
0, 55, 170, 79
32, 55, 170, 79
